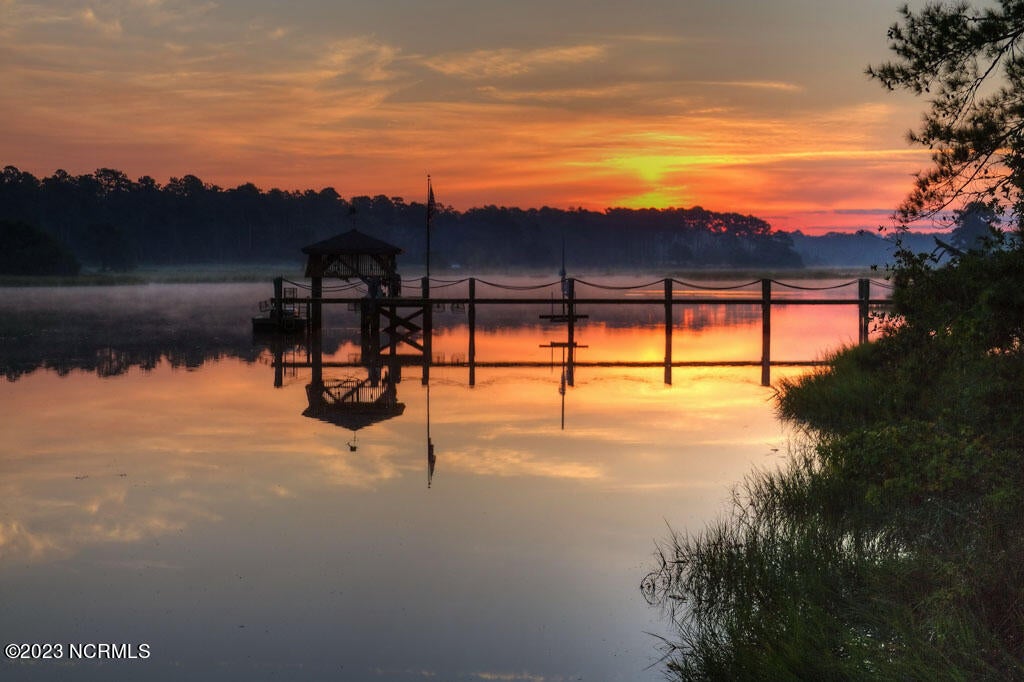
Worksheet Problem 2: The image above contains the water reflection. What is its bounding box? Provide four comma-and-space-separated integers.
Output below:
0, 281, 872, 681
0, 282, 874, 387
0, 371, 796, 680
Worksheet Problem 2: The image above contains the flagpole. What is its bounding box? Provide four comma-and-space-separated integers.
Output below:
425, 175, 436, 487
427, 380, 435, 488
426, 174, 432, 282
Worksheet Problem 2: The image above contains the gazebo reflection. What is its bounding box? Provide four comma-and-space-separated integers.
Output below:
303, 363, 406, 448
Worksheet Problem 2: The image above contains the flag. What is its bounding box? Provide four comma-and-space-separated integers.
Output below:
427, 439, 436, 488
427, 176, 436, 223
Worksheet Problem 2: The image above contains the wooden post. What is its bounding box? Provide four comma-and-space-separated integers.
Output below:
273, 344, 283, 388
566, 277, 575, 387
858, 278, 870, 344
368, 278, 381, 358
369, 304, 380, 356
664, 278, 673, 385
311, 276, 323, 386
468, 277, 476, 387
272, 276, 283, 328
389, 280, 397, 357
359, 281, 381, 359
761, 278, 771, 387
359, 299, 371, 358
311, 276, 322, 336
422, 276, 432, 385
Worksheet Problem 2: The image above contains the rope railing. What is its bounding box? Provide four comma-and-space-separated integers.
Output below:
769, 279, 857, 291
427, 279, 467, 290
275, 275, 897, 295
672, 278, 762, 291
474, 278, 562, 291
426, 277, 471, 285
575, 278, 665, 290
283, 278, 372, 293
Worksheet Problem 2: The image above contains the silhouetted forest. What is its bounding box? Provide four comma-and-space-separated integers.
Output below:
788, 229, 940, 267
0, 165, 803, 271
0, 219, 81, 275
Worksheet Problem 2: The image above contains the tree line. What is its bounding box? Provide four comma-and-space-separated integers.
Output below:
0, 165, 802, 274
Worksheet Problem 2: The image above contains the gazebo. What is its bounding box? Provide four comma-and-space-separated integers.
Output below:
302, 229, 427, 360
302, 228, 403, 298
253, 229, 403, 335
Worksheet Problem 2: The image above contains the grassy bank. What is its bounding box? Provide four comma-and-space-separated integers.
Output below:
645, 246, 1024, 680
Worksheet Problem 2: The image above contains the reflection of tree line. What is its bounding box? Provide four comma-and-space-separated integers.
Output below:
0, 308, 341, 382
2, 303, 760, 382
1, 310, 252, 381
411, 302, 760, 333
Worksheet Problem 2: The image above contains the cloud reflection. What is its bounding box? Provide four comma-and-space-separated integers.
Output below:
443, 447, 603, 480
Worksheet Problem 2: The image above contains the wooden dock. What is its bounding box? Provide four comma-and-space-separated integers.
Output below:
258, 276, 891, 387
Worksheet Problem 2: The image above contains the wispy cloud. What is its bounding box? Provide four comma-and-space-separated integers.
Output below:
79, 7, 123, 38
610, 33, 690, 44
475, 82, 653, 104
834, 208, 898, 216
320, 36, 403, 83
692, 80, 804, 93
423, 44, 606, 79
132, 0, 218, 30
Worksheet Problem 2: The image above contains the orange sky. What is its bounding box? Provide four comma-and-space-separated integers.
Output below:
0, 0, 935, 233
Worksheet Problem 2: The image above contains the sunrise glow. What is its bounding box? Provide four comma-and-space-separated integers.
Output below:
0, 1, 929, 233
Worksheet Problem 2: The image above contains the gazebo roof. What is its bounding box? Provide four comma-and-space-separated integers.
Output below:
301, 229, 403, 257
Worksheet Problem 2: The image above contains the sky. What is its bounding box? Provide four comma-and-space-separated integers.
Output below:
0, 0, 937, 233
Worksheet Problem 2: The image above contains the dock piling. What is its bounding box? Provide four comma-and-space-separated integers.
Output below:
468, 277, 476, 387
311, 280, 323, 388
664, 278, 673, 385
272, 276, 283, 328
566, 278, 576, 386
422, 277, 432, 385
858, 278, 871, 344
761, 278, 772, 387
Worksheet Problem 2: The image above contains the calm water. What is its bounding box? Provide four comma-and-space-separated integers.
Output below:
0, 277, 881, 681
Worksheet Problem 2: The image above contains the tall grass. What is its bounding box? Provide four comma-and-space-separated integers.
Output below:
646, 245, 1024, 679
645, 429, 1024, 680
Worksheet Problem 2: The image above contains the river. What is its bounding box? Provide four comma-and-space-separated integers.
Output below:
0, 276, 885, 681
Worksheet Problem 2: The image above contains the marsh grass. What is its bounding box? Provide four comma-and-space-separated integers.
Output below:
646, 245, 1024, 679
645, 432, 1024, 680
